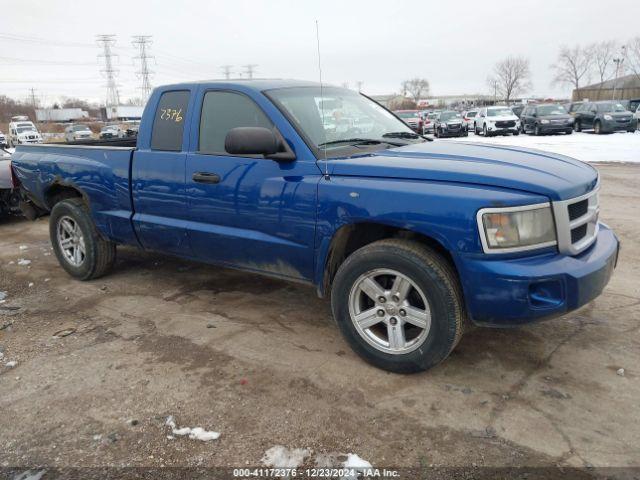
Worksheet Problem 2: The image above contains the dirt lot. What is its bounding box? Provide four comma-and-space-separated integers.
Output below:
1, 163, 638, 474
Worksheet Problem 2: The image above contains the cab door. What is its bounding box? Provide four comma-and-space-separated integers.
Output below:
131, 89, 195, 255
184, 88, 319, 281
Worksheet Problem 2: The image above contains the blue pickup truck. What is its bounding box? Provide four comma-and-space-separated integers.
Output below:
11, 80, 619, 372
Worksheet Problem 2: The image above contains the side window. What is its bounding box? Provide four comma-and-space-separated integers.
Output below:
199, 91, 273, 155
151, 90, 190, 151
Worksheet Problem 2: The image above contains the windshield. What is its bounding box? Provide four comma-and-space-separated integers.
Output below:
537, 105, 567, 116
487, 108, 513, 117
597, 103, 626, 112
440, 112, 462, 121
466, 111, 477, 117
268, 87, 422, 152
73, 125, 90, 131
102, 126, 117, 131
17, 126, 36, 133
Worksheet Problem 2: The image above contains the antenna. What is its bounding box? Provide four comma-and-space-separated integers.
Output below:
315, 20, 329, 178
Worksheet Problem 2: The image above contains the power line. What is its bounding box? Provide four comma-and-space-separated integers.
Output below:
221, 65, 233, 79
243, 64, 258, 79
96, 34, 121, 108
132, 35, 154, 103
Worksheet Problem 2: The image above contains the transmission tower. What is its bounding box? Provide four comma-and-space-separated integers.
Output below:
28, 88, 38, 108
96, 35, 120, 108
132, 35, 154, 104
221, 65, 233, 80
243, 64, 258, 79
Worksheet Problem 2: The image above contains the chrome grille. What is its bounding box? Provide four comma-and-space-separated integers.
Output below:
552, 185, 599, 255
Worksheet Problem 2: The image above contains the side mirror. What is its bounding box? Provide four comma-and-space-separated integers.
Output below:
225, 127, 279, 156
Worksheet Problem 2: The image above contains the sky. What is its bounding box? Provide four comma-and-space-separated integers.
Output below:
1, 0, 638, 106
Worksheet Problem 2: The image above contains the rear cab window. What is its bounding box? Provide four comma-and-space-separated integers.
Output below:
151, 90, 191, 151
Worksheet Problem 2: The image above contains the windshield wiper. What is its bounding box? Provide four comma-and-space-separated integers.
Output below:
383, 131, 433, 142
317, 138, 403, 148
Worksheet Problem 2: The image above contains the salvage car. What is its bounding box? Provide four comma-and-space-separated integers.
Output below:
64, 124, 93, 142
0, 151, 20, 216
8, 119, 42, 147
99, 125, 125, 139
520, 104, 574, 135
0, 131, 7, 148
12, 80, 619, 373
573, 101, 636, 134
474, 106, 521, 136
433, 111, 467, 137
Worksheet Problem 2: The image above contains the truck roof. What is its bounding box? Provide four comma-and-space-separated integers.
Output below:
159, 78, 321, 92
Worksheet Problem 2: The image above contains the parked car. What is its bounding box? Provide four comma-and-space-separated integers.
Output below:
393, 110, 423, 134
635, 105, 640, 130
474, 106, 520, 136
433, 111, 467, 138
422, 111, 439, 134
520, 104, 574, 136
8, 119, 42, 147
12, 80, 618, 373
99, 125, 125, 139
462, 110, 478, 130
0, 153, 21, 216
64, 124, 93, 142
125, 122, 140, 137
573, 101, 635, 134
0, 131, 7, 148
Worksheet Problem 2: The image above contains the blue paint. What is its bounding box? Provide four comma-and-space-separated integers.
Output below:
11, 80, 618, 326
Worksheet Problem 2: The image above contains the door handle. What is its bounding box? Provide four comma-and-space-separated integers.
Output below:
192, 172, 220, 184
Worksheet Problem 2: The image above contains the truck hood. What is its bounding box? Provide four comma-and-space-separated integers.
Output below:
326, 141, 598, 201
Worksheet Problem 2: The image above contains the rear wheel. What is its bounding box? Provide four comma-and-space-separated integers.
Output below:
566, 129, 573, 135
574, 120, 581, 132
483, 125, 490, 137
50, 198, 116, 281
331, 239, 465, 373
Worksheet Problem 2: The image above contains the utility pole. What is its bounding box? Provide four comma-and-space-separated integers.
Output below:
132, 35, 154, 104
612, 45, 626, 100
28, 88, 38, 109
243, 64, 258, 79
356, 81, 363, 92
221, 65, 233, 80
96, 34, 120, 109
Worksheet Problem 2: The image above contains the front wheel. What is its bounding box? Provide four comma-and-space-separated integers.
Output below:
331, 239, 465, 373
574, 120, 581, 132
50, 198, 116, 280
534, 125, 541, 136
594, 121, 602, 134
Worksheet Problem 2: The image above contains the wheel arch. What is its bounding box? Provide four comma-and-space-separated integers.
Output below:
44, 181, 88, 210
318, 221, 459, 298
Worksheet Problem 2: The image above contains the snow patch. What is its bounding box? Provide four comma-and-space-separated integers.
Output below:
0, 291, 7, 301
17, 259, 31, 266
5, 360, 17, 368
262, 445, 310, 469
164, 415, 220, 442
19, 245, 28, 251
13, 470, 46, 480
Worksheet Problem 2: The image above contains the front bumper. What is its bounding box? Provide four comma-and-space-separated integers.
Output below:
601, 119, 635, 132
458, 224, 619, 326
540, 123, 573, 133
486, 124, 519, 134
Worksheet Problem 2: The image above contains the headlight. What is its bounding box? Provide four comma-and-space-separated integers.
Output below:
477, 203, 557, 253
604, 114, 613, 120
540, 119, 550, 124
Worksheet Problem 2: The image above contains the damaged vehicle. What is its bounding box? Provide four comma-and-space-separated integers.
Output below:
11, 80, 619, 373
0, 151, 21, 216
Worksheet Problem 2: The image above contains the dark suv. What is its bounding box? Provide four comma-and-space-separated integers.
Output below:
520, 104, 574, 135
433, 111, 467, 138
573, 101, 636, 134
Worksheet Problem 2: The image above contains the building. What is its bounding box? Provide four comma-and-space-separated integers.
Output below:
35, 108, 88, 122
572, 74, 640, 102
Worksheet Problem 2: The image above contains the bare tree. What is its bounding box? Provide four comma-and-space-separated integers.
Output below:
487, 56, 531, 102
626, 37, 640, 81
401, 78, 430, 103
551, 45, 592, 90
591, 40, 617, 84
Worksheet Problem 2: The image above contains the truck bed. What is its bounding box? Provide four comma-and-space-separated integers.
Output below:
11, 142, 138, 245
61, 138, 138, 148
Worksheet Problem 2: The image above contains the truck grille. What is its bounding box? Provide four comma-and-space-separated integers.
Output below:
495, 120, 515, 128
552, 185, 599, 255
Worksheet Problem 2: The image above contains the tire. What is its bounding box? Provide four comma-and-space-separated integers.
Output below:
566, 129, 573, 135
330, 239, 465, 373
594, 121, 602, 134
49, 198, 116, 281
574, 120, 581, 132
534, 125, 541, 136
513, 130, 520, 136
474, 123, 479, 135
483, 125, 489, 137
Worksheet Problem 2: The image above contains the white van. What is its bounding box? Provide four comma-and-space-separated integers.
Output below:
8, 119, 42, 147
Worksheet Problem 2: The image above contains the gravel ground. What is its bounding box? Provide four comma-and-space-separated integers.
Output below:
0, 163, 638, 474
